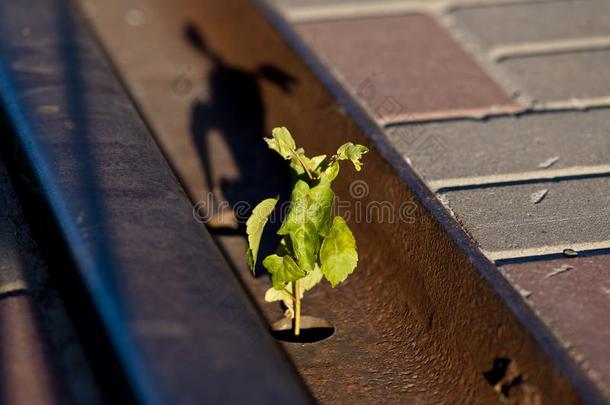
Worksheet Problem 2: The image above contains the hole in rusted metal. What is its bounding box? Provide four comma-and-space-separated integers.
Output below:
271, 316, 334, 343
484, 358, 541, 404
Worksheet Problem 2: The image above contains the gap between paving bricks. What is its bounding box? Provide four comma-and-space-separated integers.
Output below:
440, 5, 610, 116
428, 165, 610, 192
382, 100, 610, 127
278, 0, 563, 23
489, 36, 610, 62
487, 241, 610, 262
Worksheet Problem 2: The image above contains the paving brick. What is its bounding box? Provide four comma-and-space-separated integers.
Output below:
440, 177, 610, 253
296, 14, 517, 123
501, 255, 610, 395
387, 109, 610, 181
499, 50, 610, 102
451, 0, 610, 51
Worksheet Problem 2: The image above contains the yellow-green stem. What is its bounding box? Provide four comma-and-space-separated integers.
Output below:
294, 279, 301, 336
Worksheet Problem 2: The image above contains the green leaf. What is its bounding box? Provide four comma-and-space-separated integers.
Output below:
307, 181, 334, 236
300, 264, 323, 293
289, 150, 327, 181
264, 127, 296, 160
246, 197, 279, 273
264, 287, 293, 303
319, 161, 340, 183
278, 181, 334, 237
265, 264, 322, 305
278, 180, 310, 235
336, 143, 369, 171
265, 287, 292, 302
263, 254, 307, 289
290, 223, 318, 272
264, 286, 293, 304
264, 286, 294, 318
289, 150, 307, 179
305, 154, 327, 175
277, 180, 334, 272
320, 216, 358, 287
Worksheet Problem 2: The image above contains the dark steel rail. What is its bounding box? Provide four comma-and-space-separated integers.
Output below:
0, 0, 312, 404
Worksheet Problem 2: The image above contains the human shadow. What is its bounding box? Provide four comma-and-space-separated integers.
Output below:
185, 23, 297, 263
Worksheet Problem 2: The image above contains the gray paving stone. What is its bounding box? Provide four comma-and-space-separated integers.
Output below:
499, 49, 610, 102
387, 109, 610, 181
440, 177, 610, 253
451, 0, 610, 50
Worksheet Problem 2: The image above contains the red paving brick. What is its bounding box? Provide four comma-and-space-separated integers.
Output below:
502, 256, 610, 396
296, 14, 519, 123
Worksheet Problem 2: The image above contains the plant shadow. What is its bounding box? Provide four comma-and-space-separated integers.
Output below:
185, 23, 297, 276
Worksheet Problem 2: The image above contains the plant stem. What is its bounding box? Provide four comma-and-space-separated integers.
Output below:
294, 279, 301, 336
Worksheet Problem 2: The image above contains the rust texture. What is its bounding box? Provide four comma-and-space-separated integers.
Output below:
78, 0, 598, 403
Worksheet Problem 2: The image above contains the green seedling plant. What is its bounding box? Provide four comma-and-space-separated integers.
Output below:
246, 127, 368, 336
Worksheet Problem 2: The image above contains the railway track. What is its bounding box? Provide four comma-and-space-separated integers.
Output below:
0, 0, 607, 403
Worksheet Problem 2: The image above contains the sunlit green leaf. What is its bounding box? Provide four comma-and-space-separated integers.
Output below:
263, 254, 306, 289
264, 127, 296, 159
336, 143, 369, 171
300, 264, 323, 293
278, 181, 334, 237
278, 180, 309, 235
320, 216, 358, 287
265, 264, 323, 313
277, 179, 334, 272
309, 155, 327, 173
290, 223, 318, 272
319, 161, 340, 183
307, 181, 334, 236
246, 197, 278, 273
289, 150, 327, 181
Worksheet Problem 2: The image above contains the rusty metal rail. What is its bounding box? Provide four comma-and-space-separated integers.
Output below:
0, 0, 607, 403
69, 0, 609, 403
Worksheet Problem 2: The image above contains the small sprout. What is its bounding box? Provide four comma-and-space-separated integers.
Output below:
246, 127, 368, 336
